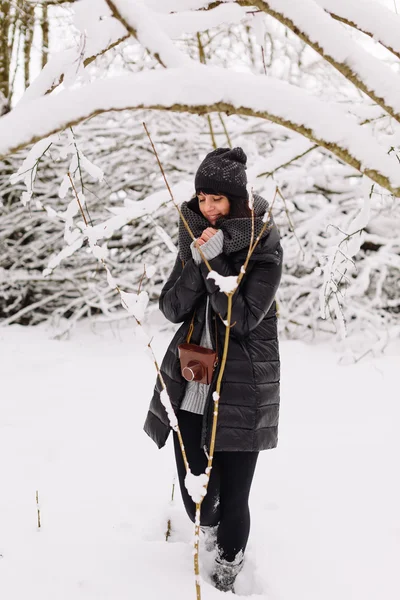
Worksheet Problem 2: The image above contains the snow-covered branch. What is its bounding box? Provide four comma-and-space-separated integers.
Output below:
242, 0, 400, 124
2, 67, 400, 195
315, 0, 400, 61
104, 0, 192, 68
17, 12, 129, 106
19, 0, 245, 105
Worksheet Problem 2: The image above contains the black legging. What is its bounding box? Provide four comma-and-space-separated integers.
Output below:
173, 409, 259, 562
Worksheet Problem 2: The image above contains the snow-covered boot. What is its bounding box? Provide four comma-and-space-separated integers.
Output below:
211, 553, 244, 593
200, 525, 218, 552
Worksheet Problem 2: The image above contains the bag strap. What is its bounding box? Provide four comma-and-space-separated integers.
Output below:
186, 311, 195, 343
186, 308, 219, 356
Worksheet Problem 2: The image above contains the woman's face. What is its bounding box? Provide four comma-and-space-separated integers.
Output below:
197, 192, 230, 225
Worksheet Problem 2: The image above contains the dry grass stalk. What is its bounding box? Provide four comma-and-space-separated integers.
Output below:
36, 490, 41, 529
165, 480, 176, 542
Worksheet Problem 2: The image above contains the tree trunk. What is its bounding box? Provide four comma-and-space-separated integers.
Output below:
41, 4, 49, 69
22, 4, 35, 90
0, 1, 11, 114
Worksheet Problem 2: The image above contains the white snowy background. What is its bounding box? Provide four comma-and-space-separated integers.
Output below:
1, 0, 400, 598
0, 317, 399, 599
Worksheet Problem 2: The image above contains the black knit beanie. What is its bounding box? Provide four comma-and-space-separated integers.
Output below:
195, 147, 248, 199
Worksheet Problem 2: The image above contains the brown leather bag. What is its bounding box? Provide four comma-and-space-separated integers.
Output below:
178, 312, 218, 384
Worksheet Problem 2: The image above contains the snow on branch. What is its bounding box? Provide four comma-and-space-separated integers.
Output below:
18, 0, 245, 105
247, 138, 316, 180
2, 67, 400, 195
17, 18, 128, 107
319, 177, 373, 338
207, 271, 238, 294
145, 0, 213, 10
157, 3, 246, 38
104, 0, 192, 68
44, 181, 191, 270
9, 136, 56, 206
316, 0, 400, 61
246, 0, 400, 124
185, 471, 209, 504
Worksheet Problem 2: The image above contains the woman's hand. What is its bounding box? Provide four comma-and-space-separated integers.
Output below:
196, 227, 219, 247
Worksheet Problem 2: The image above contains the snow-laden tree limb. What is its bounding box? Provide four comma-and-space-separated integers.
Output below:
19, 0, 245, 104
2, 67, 400, 194
247, 138, 317, 180
241, 0, 400, 124
17, 17, 129, 107
104, 0, 192, 68
315, 0, 400, 62
156, 3, 246, 38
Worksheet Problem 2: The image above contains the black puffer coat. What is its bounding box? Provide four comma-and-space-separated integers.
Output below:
144, 203, 283, 453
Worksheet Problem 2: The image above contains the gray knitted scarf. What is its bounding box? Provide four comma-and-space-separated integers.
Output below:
178, 193, 279, 262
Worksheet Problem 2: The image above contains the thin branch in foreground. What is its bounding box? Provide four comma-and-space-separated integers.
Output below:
257, 144, 317, 178
67, 172, 88, 227
66, 167, 192, 478
142, 122, 216, 275
36, 490, 41, 529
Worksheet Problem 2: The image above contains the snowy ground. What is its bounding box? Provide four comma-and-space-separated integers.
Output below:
0, 317, 399, 600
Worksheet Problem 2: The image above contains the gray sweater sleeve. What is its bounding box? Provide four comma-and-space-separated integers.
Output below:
190, 229, 224, 265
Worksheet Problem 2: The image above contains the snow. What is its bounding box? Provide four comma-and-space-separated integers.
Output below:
16, 1, 244, 106
246, 184, 254, 210
155, 224, 178, 255
0, 319, 399, 599
185, 471, 209, 504
9, 135, 56, 205
145, 265, 157, 279
42, 180, 191, 273
119, 290, 149, 322
145, 0, 215, 11
319, 176, 373, 329
263, 0, 400, 114
316, 0, 400, 56
17, 15, 127, 106
79, 155, 104, 182
247, 138, 315, 182
207, 271, 238, 294
157, 3, 246, 38
160, 388, 178, 431
3, 66, 400, 194
251, 12, 267, 47
108, 0, 192, 68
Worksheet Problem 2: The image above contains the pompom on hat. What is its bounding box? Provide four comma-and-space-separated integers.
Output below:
195, 147, 248, 199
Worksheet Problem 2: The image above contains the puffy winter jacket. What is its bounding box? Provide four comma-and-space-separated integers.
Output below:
143, 232, 283, 452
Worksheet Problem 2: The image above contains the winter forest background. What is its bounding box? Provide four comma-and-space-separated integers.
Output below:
1, 0, 399, 352
0, 2, 399, 600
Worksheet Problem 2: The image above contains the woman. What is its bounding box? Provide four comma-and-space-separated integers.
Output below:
144, 147, 283, 592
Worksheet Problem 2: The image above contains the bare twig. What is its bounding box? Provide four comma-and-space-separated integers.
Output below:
36, 490, 41, 529
276, 187, 304, 259
217, 112, 232, 148
257, 144, 317, 178
142, 122, 215, 274
67, 172, 87, 226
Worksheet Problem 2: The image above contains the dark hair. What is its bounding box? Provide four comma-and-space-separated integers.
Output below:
195, 189, 251, 219
226, 195, 252, 218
